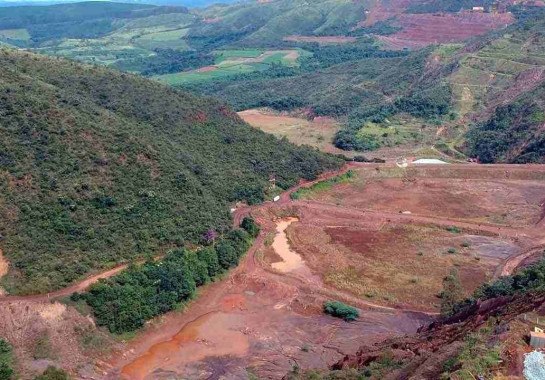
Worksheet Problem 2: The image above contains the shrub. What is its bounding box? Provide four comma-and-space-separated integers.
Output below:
34, 366, 70, 380
0, 339, 13, 380
323, 301, 359, 321
241, 217, 260, 238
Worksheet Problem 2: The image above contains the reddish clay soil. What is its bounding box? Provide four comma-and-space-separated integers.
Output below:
378, 12, 514, 49
2, 163, 545, 379
283, 35, 357, 44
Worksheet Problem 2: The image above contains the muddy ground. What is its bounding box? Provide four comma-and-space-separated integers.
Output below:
1, 164, 544, 379
98, 164, 544, 379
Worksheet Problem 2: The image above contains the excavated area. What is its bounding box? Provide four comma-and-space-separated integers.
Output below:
98, 164, 544, 379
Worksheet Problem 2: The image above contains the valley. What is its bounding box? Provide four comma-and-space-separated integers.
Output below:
103, 163, 544, 378
0, 0, 545, 379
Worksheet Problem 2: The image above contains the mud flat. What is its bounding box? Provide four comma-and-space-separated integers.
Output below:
271, 218, 304, 272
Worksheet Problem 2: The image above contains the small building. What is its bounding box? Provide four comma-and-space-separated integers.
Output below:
472, 6, 485, 11
530, 330, 545, 349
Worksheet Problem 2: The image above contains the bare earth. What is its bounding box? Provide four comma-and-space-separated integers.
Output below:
283, 35, 357, 44
1, 164, 544, 379
238, 109, 354, 156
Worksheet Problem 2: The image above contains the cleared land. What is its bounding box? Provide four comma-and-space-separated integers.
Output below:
102, 164, 544, 379
283, 35, 357, 44
378, 12, 514, 50
238, 109, 349, 155
277, 165, 545, 311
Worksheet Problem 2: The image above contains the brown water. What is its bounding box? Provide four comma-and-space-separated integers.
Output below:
120, 312, 249, 379
271, 217, 304, 273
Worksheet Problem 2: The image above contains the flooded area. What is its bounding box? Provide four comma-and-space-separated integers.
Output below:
271, 217, 304, 273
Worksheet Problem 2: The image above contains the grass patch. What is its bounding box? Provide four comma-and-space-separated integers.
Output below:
0, 339, 14, 380
291, 170, 355, 200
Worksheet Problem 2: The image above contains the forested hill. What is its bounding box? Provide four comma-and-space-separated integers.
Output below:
0, 48, 342, 295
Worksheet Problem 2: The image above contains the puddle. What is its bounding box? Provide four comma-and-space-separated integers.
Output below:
271, 217, 304, 273
121, 312, 249, 379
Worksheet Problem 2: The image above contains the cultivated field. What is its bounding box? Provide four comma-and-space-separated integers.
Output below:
155, 49, 309, 84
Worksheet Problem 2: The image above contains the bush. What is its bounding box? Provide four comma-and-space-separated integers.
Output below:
323, 301, 359, 321
0, 339, 13, 380
241, 217, 260, 238
34, 366, 70, 380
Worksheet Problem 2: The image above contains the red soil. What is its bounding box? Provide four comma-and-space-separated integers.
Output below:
380, 12, 514, 49
283, 35, 357, 44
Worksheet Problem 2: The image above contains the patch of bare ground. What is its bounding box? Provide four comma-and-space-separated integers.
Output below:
287, 220, 513, 311
238, 108, 356, 156
283, 35, 357, 44
0, 300, 116, 379
378, 12, 514, 50
306, 165, 545, 228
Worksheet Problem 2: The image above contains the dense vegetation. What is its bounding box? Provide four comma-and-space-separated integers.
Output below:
77, 218, 258, 333
452, 256, 545, 315
0, 2, 188, 44
466, 83, 545, 163
0, 48, 342, 295
0, 339, 14, 380
323, 301, 360, 321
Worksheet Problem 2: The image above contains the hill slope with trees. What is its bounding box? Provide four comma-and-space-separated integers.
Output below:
0, 48, 342, 295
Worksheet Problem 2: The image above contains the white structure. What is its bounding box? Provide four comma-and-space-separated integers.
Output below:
472, 6, 485, 11
412, 158, 448, 165
273, 196, 281, 202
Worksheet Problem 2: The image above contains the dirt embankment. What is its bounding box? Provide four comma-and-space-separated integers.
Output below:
334, 292, 545, 379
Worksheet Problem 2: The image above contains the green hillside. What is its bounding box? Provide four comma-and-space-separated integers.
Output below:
0, 48, 342, 295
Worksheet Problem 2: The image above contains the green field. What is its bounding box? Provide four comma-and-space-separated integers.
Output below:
0, 28, 30, 41
155, 48, 310, 84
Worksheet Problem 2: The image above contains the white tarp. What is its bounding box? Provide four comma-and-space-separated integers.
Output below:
524, 351, 545, 380
412, 158, 448, 165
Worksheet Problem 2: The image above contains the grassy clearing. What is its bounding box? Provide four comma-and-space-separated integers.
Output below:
155, 49, 308, 84
0, 28, 30, 41
291, 170, 355, 200
215, 49, 264, 63
441, 322, 501, 379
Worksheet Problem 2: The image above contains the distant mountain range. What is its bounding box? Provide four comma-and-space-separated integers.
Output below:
0, 0, 240, 7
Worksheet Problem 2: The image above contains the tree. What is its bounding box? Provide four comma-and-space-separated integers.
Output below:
241, 217, 260, 238
440, 269, 464, 316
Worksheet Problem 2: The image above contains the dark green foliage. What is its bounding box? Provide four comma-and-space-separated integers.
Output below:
241, 217, 260, 238
453, 256, 545, 314
407, 0, 494, 13
323, 301, 359, 321
83, 228, 253, 334
115, 50, 216, 77
0, 49, 342, 294
0, 339, 13, 380
466, 85, 545, 163
34, 366, 70, 380
0, 3, 188, 43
